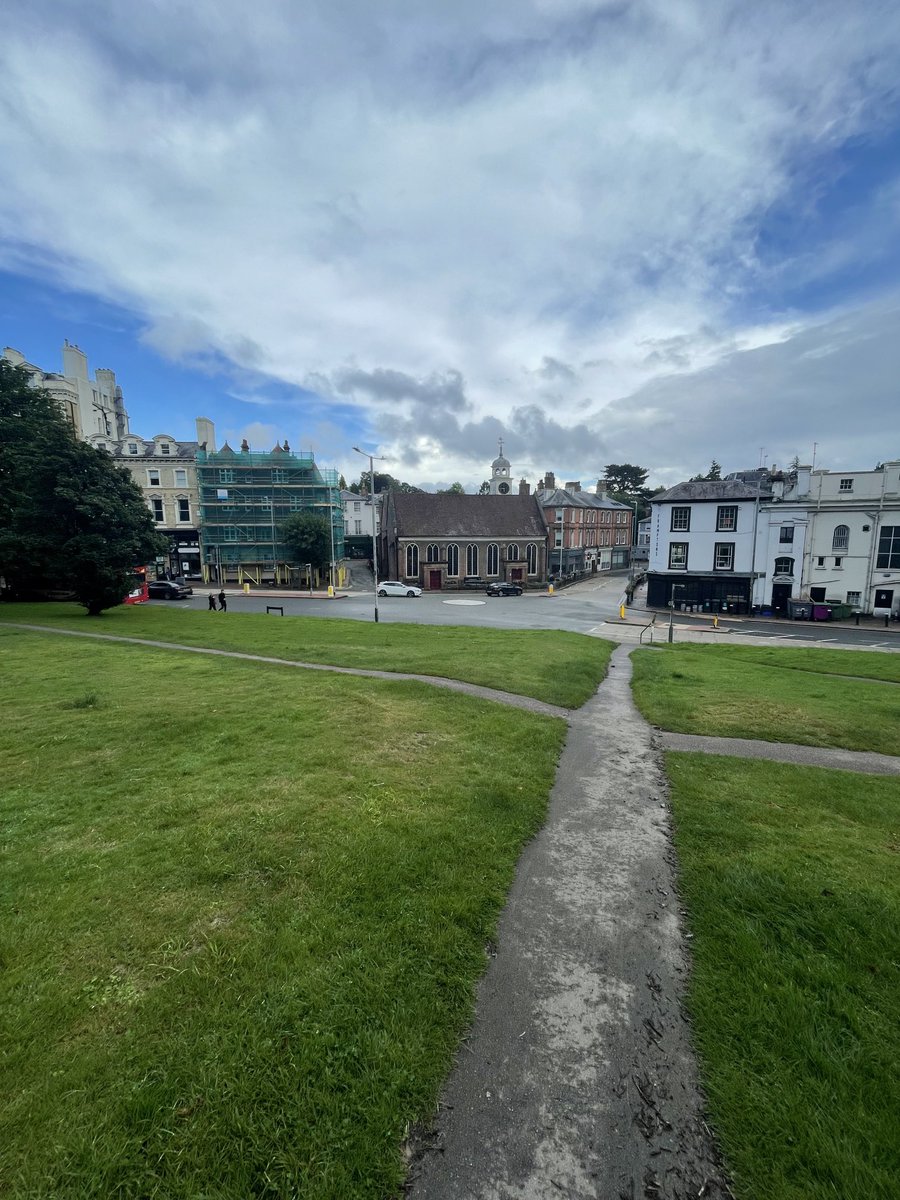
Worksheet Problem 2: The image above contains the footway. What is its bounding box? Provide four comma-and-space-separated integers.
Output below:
657, 731, 900, 777
406, 643, 729, 1199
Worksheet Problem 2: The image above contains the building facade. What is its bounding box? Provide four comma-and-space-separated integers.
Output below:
380, 492, 549, 589
3, 341, 129, 445
537, 476, 634, 574
341, 487, 381, 558
112, 432, 202, 578
195, 420, 343, 585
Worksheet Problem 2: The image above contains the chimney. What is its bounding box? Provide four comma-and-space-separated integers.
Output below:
795, 465, 811, 497
595, 478, 608, 500
240, 438, 250, 452
518, 479, 531, 496
195, 416, 216, 451
565, 480, 581, 493
544, 470, 556, 489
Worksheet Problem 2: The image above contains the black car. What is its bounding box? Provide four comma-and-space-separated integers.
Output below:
147, 580, 193, 600
461, 576, 489, 589
485, 582, 523, 597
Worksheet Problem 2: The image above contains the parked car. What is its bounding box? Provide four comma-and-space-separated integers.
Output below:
147, 580, 193, 600
378, 580, 422, 598
486, 582, 523, 597
461, 576, 489, 589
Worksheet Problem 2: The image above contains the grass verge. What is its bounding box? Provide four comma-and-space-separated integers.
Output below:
0, 602, 612, 709
631, 643, 900, 754
668, 753, 899, 1200
0, 631, 566, 1198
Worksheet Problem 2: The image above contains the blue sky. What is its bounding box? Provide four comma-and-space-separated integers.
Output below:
2, 0, 899, 489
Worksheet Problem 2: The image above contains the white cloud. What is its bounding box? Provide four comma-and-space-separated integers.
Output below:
1, 1, 899, 486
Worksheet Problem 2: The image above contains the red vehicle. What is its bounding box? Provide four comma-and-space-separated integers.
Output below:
124, 566, 149, 605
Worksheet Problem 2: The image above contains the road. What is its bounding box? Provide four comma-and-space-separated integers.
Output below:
172, 574, 900, 649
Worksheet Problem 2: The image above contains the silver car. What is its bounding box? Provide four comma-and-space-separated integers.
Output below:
378, 580, 423, 597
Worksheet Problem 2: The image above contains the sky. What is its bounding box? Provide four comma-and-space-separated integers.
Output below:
1, 0, 899, 491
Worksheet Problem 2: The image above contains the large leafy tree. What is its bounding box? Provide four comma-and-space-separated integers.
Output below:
279, 513, 331, 568
603, 463, 650, 497
0, 359, 164, 615
348, 471, 422, 494
690, 460, 722, 481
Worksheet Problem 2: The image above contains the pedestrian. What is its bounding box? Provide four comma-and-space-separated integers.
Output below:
208, 593, 216, 611
218, 589, 227, 612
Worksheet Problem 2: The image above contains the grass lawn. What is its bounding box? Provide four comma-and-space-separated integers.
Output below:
667, 753, 900, 1200
0, 629, 566, 1198
631, 643, 900, 754
0, 602, 613, 709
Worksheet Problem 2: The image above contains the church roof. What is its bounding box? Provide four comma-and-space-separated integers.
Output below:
388, 492, 547, 538
492, 453, 511, 470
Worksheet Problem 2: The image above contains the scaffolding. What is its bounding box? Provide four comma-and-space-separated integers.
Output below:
197, 445, 344, 585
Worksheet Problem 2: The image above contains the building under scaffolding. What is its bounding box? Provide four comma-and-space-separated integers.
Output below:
195, 421, 343, 586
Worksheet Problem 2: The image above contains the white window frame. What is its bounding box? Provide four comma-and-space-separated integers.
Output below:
671, 507, 690, 532
466, 544, 478, 575
406, 544, 419, 577
446, 543, 459, 576
177, 498, 191, 523
714, 542, 735, 571
526, 543, 537, 574
716, 506, 738, 532
487, 543, 499, 575
668, 542, 688, 570
147, 469, 161, 486
149, 497, 164, 523
174, 469, 188, 488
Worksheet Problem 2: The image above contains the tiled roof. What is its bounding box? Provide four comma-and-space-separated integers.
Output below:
654, 480, 767, 502
390, 492, 548, 537
536, 488, 630, 510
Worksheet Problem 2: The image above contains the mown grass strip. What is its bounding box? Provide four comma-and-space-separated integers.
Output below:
0, 602, 612, 709
631, 643, 900, 754
667, 753, 900, 1200
0, 633, 566, 1198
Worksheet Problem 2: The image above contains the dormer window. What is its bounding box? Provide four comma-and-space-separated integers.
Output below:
127, 443, 139, 455
839, 478, 853, 492
160, 443, 171, 455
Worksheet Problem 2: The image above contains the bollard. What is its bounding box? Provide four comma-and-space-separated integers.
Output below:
327, 584, 334, 598
619, 603, 626, 620
243, 582, 250, 595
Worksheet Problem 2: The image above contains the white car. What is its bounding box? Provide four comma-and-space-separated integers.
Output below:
378, 580, 422, 597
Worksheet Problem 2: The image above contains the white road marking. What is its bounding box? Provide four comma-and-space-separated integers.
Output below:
442, 598, 486, 606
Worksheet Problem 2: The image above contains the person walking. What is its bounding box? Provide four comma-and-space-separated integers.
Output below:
208, 593, 217, 611
218, 589, 227, 612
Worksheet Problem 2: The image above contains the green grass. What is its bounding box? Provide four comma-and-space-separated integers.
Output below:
0, 629, 566, 1198
702, 642, 900, 683
0, 602, 612, 709
631, 643, 900, 754
667, 753, 900, 1200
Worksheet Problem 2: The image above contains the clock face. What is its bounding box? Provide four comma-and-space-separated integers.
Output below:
498, 481, 510, 494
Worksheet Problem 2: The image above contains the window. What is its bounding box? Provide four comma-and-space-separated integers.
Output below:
177, 498, 190, 522
669, 542, 688, 569
446, 544, 459, 576
816, 556, 826, 567
147, 469, 160, 486
174, 469, 187, 488
615, 531, 626, 545
218, 469, 234, 483
150, 498, 164, 522
832, 525, 849, 553
127, 442, 139, 455
224, 526, 238, 542
779, 526, 794, 543
834, 557, 843, 568
839, 478, 853, 492
160, 443, 171, 455
555, 508, 564, 523
426, 544, 441, 562
289, 495, 303, 510
466, 544, 478, 575
406, 544, 419, 577
487, 543, 499, 575
876, 527, 900, 569
554, 531, 563, 547
587, 510, 595, 523
847, 591, 861, 606
354, 520, 362, 535
526, 543, 537, 574
260, 495, 272, 510
616, 511, 626, 525
671, 507, 690, 532
716, 506, 737, 532
714, 543, 735, 571
273, 469, 287, 483
774, 557, 794, 576
507, 543, 519, 561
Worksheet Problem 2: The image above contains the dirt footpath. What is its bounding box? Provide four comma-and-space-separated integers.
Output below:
406, 644, 729, 1199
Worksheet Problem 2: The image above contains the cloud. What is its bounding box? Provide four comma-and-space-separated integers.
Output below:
0, 1, 899, 486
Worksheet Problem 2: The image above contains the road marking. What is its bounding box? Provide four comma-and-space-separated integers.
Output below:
442, 599, 486, 606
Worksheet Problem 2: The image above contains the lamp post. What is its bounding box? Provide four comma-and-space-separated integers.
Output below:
352, 446, 386, 622
668, 582, 686, 643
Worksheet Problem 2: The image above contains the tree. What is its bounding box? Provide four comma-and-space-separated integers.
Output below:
0, 359, 164, 615
690, 460, 722, 481
348, 471, 422, 495
338, 473, 347, 490
438, 482, 465, 494
279, 513, 331, 569
478, 480, 491, 495
603, 463, 650, 496
789, 455, 800, 472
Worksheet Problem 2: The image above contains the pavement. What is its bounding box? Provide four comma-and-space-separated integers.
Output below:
406, 644, 731, 1200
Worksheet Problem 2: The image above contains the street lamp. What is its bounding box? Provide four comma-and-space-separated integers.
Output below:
668, 582, 686, 643
352, 446, 386, 622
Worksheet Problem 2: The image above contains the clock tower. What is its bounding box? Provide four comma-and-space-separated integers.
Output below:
489, 439, 512, 495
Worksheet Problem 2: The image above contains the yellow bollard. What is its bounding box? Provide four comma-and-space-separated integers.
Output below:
713, 614, 718, 629
548, 583, 554, 595
243, 583, 250, 595
327, 585, 334, 597
619, 603, 626, 620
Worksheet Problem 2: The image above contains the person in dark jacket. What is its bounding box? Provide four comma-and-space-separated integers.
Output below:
208, 593, 217, 611
218, 589, 227, 612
